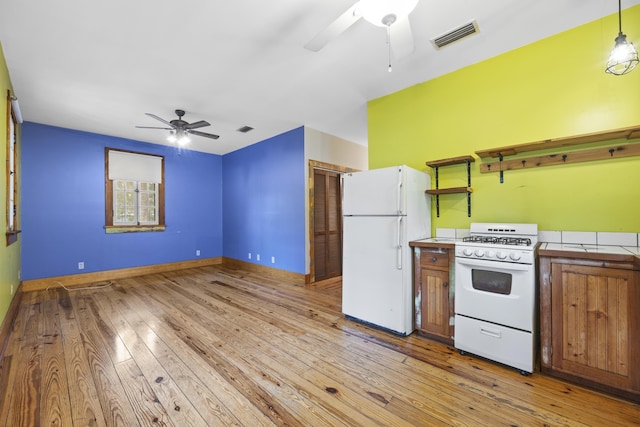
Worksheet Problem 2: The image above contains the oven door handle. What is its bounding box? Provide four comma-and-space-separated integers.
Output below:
455, 257, 530, 271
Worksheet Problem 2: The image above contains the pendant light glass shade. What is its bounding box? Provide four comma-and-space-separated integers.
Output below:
605, 0, 639, 75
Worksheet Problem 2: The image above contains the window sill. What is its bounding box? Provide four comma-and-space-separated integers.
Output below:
6, 229, 21, 246
105, 225, 166, 234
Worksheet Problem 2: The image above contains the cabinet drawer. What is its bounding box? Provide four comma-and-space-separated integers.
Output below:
455, 315, 534, 373
420, 249, 449, 268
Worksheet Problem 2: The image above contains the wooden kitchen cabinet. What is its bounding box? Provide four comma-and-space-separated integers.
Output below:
413, 245, 455, 344
539, 254, 640, 402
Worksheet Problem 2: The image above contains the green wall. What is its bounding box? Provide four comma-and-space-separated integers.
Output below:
0, 43, 21, 327
369, 6, 640, 232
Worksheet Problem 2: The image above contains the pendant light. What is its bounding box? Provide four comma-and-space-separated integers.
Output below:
605, 0, 638, 75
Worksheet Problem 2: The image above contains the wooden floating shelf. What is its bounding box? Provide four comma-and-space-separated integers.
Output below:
475, 125, 640, 159
479, 142, 640, 173
425, 155, 475, 168
425, 155, 474, 217
426, 187, 473, 195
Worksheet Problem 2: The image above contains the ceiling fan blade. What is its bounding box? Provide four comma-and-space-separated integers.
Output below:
390, 17, 415, 58
184, 120, 210, 130
304, 2, 362, 52
189, 130, 220, 140
145, 113, 174, 127
135, 126, 173, 130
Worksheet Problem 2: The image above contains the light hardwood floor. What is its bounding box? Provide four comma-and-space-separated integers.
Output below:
1, 265, 639, 426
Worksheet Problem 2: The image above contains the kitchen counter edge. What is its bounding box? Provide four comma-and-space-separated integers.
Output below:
409, 238, 458, 249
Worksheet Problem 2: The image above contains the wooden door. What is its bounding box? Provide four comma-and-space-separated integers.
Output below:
415, 248, 453, 343
550, 263, 637, 391
313, 169, 342, 281
419, 268, 450, 336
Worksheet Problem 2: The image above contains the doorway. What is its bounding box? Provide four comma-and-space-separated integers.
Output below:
309, 161, 358, 283
312, 168, 342, 281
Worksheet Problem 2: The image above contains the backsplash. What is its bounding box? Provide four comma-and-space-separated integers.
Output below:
435, 228, 640, 247
434, 228, 470, 239
537, 230, 639, 246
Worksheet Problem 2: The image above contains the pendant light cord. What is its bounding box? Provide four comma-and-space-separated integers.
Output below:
387, 24, 392, 72
618, 0, 623, 34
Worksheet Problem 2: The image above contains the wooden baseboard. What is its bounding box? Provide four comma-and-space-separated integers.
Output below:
21, 256, 311, 292
0, 285, 22, 361
222, 257, 309, 285
21, 257, 223, 292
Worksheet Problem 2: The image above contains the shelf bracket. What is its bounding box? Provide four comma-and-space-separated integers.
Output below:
466, 160, 472, 217
434, 166, 440, 217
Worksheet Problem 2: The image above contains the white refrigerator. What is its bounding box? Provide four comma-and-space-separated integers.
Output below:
342, 165, 431, 336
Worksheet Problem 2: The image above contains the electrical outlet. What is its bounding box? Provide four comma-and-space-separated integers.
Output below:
10, 284, 14, 295
78, 261, 85, 270
271, 256, 275, 264
256, 254, 260, 261
248, 252, 252, 259
196, 249, 200, 256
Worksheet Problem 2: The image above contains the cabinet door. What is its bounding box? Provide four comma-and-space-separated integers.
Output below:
551, 263, 638, 391
417, 267, 451, 339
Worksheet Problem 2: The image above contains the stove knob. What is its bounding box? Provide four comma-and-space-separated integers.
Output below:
509, 252, 522, 261
486, 250, 496, 259
496, 251, 507, 260
463, 248, 473, 256
474, 249, 485, 257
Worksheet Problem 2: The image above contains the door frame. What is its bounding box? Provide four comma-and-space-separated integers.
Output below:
308, 160, 358, 283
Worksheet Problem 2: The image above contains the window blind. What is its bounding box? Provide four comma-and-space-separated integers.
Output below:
108, 150, 162, 183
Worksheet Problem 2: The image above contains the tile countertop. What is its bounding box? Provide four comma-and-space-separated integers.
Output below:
538, 242, 640, 266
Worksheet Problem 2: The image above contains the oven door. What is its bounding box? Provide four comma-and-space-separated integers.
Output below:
454, 257, 535, 331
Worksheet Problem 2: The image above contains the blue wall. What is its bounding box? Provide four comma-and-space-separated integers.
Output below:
222, 127, 305, 274
21, 122, 223, 280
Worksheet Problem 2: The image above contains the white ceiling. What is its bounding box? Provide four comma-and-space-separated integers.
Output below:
1, 0, 638, 155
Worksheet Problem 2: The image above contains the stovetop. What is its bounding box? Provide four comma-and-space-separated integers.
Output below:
455, 223, 539, 263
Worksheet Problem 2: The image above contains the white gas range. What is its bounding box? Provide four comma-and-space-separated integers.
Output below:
454, 223, 539, 374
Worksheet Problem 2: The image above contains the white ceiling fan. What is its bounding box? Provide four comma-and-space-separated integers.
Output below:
304, 0, 419, 70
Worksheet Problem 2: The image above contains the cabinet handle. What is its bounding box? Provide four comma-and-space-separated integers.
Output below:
443, 282, 448, 287
432, 257, 438, 263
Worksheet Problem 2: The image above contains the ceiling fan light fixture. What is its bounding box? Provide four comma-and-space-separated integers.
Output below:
177, 135, 190, 146
173, 129, 190, 146
605, 0, 638, 75
167, 131, 177, 143
358, 0, 418, 27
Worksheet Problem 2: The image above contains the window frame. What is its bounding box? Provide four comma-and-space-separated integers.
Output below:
5, 91, 20, 246
104, 148, 165, 233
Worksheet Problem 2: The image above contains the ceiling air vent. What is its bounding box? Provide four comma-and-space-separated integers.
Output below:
431, 20, 479, 50
236, 125, 254, 133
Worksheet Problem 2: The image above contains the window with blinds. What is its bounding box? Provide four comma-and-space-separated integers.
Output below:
105, 148, 165, 232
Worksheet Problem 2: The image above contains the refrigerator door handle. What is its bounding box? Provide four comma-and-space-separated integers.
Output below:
396, 168, 403, 214
396, 216, 403, 269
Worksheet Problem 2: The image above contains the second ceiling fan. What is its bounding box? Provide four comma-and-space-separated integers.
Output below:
305, 0, 419, 70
